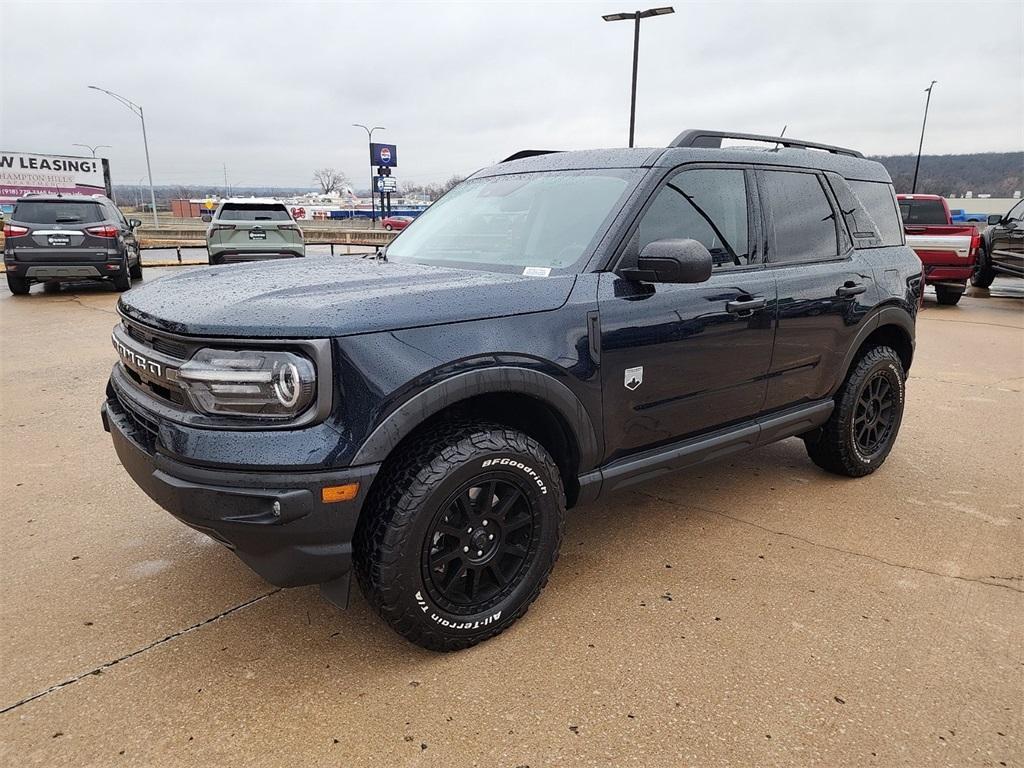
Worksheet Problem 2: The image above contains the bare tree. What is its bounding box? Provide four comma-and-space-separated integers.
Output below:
312, 168, 349, 195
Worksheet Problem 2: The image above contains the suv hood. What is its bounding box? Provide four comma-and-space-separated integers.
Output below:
118, 257, 575, 338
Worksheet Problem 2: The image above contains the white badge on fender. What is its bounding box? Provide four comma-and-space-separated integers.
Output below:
624, 366, 643, 391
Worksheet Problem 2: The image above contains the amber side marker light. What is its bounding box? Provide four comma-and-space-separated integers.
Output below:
322, 483, 360, 503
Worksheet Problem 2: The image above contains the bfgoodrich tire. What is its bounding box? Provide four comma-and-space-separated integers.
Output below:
354, 422, 565, 651
804, 346, 906, 477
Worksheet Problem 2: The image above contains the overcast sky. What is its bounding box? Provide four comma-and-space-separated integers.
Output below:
2, 0, 1021, 189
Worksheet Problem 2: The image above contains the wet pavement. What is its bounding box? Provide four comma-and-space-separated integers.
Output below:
0, 274, 1021, 767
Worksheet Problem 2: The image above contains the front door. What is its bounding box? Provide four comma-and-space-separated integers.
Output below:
990, 200, 1024, 278
598, 167, 776, 462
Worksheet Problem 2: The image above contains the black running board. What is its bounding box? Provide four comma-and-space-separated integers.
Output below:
582, 399, 834, 497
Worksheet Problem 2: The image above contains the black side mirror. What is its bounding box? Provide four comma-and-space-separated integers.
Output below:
128, 218, 143, 229
618, 238, 713, 284
987, 214, 1004, 226
201, 214, 212, 223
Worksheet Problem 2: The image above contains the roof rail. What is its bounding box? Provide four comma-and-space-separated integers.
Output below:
501, 149, 562, 163
669, 129, 863, 158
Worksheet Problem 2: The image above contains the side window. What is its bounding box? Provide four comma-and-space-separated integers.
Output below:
1006, 201, 1023, 223
107, 202, 128, 226
847, 180, 904, 247
636, 168, 752, 269
761, 171, 838, 264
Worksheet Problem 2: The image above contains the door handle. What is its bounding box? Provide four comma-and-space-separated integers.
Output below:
836, 282, 867, 298
726, 296, 767, 314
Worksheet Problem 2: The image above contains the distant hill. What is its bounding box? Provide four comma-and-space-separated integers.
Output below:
871, 152, 1022, 197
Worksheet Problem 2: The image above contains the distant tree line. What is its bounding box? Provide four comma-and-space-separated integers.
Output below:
871, 152, 1022, 197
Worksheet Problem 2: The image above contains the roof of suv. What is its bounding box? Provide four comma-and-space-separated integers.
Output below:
15, 194, 113, 204
474, 130, 891, 183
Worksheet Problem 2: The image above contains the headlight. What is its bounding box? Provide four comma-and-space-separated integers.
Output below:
177, 348, 316, 419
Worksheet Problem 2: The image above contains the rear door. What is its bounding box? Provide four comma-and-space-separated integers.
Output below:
12, 200, 109, 263
598, 166, 777, 461
758, 169, 874, 410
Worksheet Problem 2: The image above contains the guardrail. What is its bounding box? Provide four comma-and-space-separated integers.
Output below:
137, 226, 397, 248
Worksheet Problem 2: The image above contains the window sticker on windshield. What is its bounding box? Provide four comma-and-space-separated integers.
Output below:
522, 267, 551, 277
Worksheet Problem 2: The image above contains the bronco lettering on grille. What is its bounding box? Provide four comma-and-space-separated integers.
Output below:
112, 334, 163, 378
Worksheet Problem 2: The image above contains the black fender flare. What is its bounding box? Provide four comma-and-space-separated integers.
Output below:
351, 366, 601, 468
835, 305, 916, 391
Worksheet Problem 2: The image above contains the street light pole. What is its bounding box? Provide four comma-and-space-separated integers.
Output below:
912, 80, 937, 194
353, 123, 385, 226
72, 143, 111, 158
602, 7, 674, 148
88, 85, 159, 227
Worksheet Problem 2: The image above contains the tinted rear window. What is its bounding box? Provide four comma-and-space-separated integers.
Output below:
848, 180, 903, 247
217, 204, 291, 221
13, 201, 105, 225
761, 171, 838, 264
898, 198, 947, 226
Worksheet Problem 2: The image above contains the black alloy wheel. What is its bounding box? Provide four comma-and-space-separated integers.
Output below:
423, 477, 539, 610
853, 372, 897, 459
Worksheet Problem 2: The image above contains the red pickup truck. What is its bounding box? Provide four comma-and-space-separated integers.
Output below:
897, 194, 983, 306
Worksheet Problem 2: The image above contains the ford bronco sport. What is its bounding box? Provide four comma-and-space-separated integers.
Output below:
102, 130, 922, 651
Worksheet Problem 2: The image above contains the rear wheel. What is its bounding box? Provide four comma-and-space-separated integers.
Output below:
935, 286, 963, 305
804, 346, 906, 477
112, 255, 131, 291
129, 251, 143, 280
6, 273, 30, 295
354, 422, 564, 651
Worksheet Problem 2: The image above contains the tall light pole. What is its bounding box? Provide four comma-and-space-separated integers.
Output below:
602, 7, 674, 147
912, 80, 937, 194
72, 143, 111, 158
89, 85, 159, 227
353, 123, 385, 226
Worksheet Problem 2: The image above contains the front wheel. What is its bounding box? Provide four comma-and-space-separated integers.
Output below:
384, 224, 393, 231
804, 346, 906, 477
971, 245, 996, 288
354, 422, 565, 651
935, 286, 963, 305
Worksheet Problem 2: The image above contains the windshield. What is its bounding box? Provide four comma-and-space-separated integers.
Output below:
386, 170, 638, 274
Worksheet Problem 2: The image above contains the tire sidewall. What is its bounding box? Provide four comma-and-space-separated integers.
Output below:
385, 441, 561, 640
844, 353, 905, 468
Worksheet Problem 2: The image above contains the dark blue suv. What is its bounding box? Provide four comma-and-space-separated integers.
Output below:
102, 130, 922, 650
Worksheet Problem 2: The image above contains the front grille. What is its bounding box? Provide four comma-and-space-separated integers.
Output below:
126, 322, 189, 359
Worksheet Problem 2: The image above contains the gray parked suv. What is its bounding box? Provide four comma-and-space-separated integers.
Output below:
203, 199, 305, 264
3, 195, 142, 295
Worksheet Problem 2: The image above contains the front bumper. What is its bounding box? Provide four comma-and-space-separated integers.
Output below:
101, 391, 378, 605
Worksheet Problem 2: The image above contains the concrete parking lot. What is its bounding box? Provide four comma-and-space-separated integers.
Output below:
1, 268, 1021, 767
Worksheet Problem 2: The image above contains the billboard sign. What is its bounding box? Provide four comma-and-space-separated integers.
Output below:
0, 151, 111, 203
370, 143, 398, 168
375, 177, 398, 193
